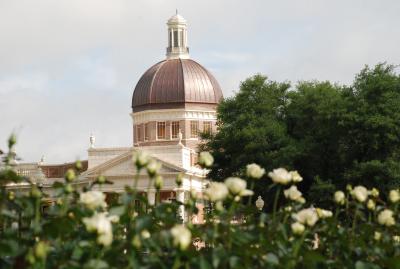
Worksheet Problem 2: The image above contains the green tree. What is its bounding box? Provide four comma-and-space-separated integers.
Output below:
203, 63, 400, 204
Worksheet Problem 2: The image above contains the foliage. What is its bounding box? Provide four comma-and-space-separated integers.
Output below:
2, 138, 400, 268
202, 63, 400, 205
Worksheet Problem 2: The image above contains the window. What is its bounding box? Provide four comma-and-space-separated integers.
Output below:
190, 121, 199, 138
157, 122, 166, 140
171, 121, 180, 139
173, 31, 178, 47
203, 121, 212, 134
137, 125, 143, 141
145, 123, 149, 141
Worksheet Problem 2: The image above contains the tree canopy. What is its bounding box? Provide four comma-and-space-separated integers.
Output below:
202, 63, 400, 204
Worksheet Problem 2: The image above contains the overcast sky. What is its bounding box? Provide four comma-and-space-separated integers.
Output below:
1, 0, 399, 163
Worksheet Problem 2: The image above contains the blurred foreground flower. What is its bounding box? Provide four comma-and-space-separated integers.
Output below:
291, 222, 305, 235
284, 185, 303, 202
389, 190, 400, 203
268, 168, 292, 185
378, 209, 395, 227
171, 225, 192, 250
80, 190, 107, 210
198, 152, 214, 168
334, 191, 345, 205
293, 208, 319, 227
351, 186, 368, 202
204, 182, 229, 202
224, 177, 253, 197
82, 212, 115, 246
246, 163, 265, 179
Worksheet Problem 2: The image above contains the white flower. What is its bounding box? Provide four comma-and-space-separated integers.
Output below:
132, 151, 150, 168
79, 191, 107, 210
374, 231, 382, 241
246, 163, 265, 179
224, 177, 254, 197
290, 171, 303, 183
198, 152, 214, 168
316, 208, 333, 219
393, 235, 400, 243
293, 208, 319, 227
389, 190, 400, 203
268, 168, 292, 185
146, 160, 161, 177
378, 209, 395, 227
284, 185, 303, 202
367, 199, 376, 210
291, 222, 305, 235
351, 186, 368, 202
141, 230, 151, 239
82, 212, 114, 246
154, 175, 163, 190
334, 191, 345, 205
170, 225, 192, 250
204, 182, 229, 202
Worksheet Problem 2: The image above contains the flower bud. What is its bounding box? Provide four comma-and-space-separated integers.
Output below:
30, 186, 42, 198
64, 169, 76, 182
8, 191, 15, 201
346, 184, 353, 192
175, 173, 183, 187
8, 134, 17, 149
154, 175, 163, 190
198, 152, 214, 168
65, 184, 74, 193
132, 151, 150, 169
34, 241, 49, 260
370, 188, 379, 198
374, 231, 382, 241
367, 199, 376, 211
146, 160, 161, 177
97, 175, 106, 184
389, 190, 400, 203
291, 222, 305, 235
75, 160, 83, 171
334, 191, 345, 205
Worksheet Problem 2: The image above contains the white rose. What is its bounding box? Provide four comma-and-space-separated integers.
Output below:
268, 168, 292, 185
334, 191, 345, 205
146, 160, 161, 177
378, 209, 395, 227
284, 185, 303, 202
132, 151, 150, 168
141, 230, 151, 239
291, 222, 305, 235
351, 186, 368, 202
293, 208, 319, 227
246, 163, 265, 179
224, 177, 253, 197
204, 182, 229, 202
316, 208, 333, 219
170, 225, 192, 250
79, 191, 107, 210
389, 190, 400, 203
290, 171, 303, 183
198, 152, 214, 168
82, 212, 113, 246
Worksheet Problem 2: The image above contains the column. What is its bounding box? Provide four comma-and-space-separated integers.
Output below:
176, 189, 185, 221
147, 189, 156, 206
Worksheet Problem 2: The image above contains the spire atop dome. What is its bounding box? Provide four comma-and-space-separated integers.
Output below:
166, 12, 189, 59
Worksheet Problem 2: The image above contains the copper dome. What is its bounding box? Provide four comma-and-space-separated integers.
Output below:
132, 59, 223, 112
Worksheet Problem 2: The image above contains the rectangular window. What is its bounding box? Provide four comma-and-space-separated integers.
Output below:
137, 125, 143, 141
145, 123, 149, 141
144, 123, 150, 141
203, 121, 212, 134
171, 121, 180, 139
173, 31, 178, 47
157, 122, 166, 140
190, 121, 199, 138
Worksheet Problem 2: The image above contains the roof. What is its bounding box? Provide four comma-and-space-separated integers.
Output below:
132, 59, 223, 112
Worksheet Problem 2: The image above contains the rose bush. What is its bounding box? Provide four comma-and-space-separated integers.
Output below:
1, 137, 400, 268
